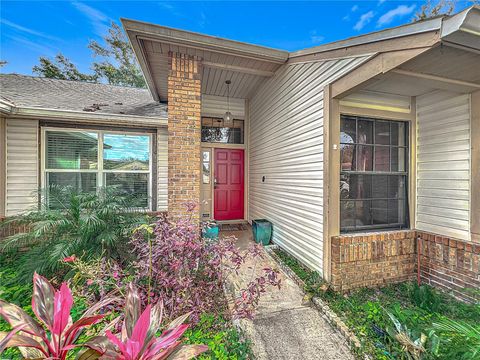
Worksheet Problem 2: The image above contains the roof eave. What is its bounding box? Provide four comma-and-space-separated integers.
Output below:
0, 100, 167, 127
121, 18, 289, 63
290, 17, 444, 58
441, 5, 480, 51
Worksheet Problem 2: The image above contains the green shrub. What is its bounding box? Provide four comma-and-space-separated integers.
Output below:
0, 186, 150, 281
273, 248, 480, 360
184, 314, 252, 359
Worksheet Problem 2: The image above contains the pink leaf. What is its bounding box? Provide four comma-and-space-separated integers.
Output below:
106, 330, 127, 356
63, 255, 77, 263
63, 315, 105, 345
31, 273, 55, 330
149, 325, 189, 354
52, 283, 74, 335
130, 304, 151, 344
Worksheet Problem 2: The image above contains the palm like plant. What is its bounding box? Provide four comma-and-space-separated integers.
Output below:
1, 186, 149, 280
385, 310, 427, 360
432, 318, 480, 359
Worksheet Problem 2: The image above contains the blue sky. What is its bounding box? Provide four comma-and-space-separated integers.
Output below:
0, 1, 474, 76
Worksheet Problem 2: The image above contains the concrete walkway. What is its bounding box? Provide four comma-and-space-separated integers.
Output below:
223, 228, 354, 360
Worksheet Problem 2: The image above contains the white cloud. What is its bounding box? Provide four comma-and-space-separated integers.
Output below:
310, 30, 325, 44
1, 19, 60, 41
377, 4, 416, 26
378, 0, 387, 5
351, 5, 359, 12
6, 34, 57, 57
198, 11, 207, 28
354, 11, 375, 31
71, 2, 110, 36
158, 2, 184, 17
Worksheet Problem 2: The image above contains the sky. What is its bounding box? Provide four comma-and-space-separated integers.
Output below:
0, 0, 474, 76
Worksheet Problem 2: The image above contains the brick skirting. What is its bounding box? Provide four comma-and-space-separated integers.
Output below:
331, 230, 480, 302
0, 220, 31, 240
331, 230, 416, 291
417, 231, 480, 302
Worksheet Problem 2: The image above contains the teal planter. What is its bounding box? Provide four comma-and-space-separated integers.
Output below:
202, 221, 219, 239
252, 219, 272, 246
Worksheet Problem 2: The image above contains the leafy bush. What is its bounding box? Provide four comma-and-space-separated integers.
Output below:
184, 314, 252, 359
273, 247, 480, 360
407, 282, 441, 313
82, 284, 208, 360
0, 187, 150, 281
432, 318, 480, 360
0, 273, 117, 359
130, 206, 280, 322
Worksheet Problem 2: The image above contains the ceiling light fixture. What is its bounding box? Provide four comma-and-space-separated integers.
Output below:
223, 80, 233, 125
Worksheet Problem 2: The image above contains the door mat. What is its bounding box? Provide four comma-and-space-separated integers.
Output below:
219, 223, 249, 231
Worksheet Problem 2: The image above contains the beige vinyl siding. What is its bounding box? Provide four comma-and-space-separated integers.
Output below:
0, 117, 5, 217
201, 94, 245, 118
249, 55, 371, 274
6, 119, 39, 216
416, 91, 471, 240
157, 127, 168, 211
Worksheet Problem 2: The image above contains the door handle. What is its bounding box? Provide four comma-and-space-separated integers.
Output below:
214, 178, 218, 188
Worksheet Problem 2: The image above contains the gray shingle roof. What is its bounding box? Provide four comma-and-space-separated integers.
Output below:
0, 74, 167, 118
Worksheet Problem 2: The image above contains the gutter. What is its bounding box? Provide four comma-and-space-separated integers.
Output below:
0, 100, 167, 127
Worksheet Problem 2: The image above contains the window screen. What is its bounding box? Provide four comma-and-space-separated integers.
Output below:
340, 115, 409, 232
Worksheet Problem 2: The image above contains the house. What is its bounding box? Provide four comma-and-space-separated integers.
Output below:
1, 6, 479, 300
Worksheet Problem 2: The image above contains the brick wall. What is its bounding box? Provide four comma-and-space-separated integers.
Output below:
167, 52, 202, 221
417, 231, 480, 302
331, 230, 417, 291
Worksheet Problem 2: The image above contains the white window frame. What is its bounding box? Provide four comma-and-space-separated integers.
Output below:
41, 126, 153, 210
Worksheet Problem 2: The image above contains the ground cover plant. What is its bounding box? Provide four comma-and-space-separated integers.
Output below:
273, 248, 480, 360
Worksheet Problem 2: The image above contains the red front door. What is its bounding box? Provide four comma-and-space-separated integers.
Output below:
214, 149, 244, 220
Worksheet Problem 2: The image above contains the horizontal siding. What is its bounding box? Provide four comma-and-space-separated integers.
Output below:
157, 128, 168, 211
416, 91, 471, 240
201, 94, 245, 118
6, 119, 38, 216
249, 55, 370, 275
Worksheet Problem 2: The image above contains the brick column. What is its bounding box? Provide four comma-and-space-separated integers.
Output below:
167, 52, 202, 221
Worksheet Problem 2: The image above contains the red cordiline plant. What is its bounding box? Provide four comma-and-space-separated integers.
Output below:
82, 284, 208, 360
0, 273, 118, 359
130, 203, 281, 322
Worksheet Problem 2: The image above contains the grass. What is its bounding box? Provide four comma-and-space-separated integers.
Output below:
273, 248, 480, 360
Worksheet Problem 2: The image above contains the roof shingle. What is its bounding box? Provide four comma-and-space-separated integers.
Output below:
0, 74, 167, 118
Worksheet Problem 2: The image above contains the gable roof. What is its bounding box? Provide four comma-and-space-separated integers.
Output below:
0, 74, 167, 118
290, 5, 480, 58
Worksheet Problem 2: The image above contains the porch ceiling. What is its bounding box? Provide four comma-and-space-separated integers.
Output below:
345, 45, 480, 98
122, 19, 288, 102
142, 38, 282, 100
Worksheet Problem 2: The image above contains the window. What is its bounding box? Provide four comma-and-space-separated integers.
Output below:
340, 115, 409, 232
43, 128, 152, 209
201, 117, 244, 144
202, 150, 210, 184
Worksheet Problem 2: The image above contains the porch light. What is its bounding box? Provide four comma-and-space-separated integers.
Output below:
223, 80, 233, 125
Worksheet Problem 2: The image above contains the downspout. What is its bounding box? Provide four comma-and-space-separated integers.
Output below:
417, 234, 421, 286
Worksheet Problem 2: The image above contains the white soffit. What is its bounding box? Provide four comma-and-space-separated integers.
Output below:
122, 19, 288, 102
